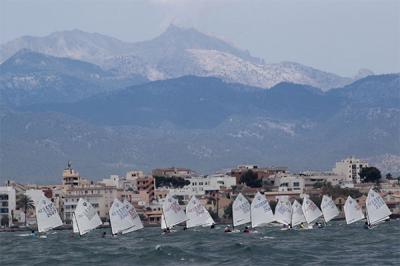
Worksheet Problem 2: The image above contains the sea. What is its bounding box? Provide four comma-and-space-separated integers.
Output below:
1, 220, 399, 266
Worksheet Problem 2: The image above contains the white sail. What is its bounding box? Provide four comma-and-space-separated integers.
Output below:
109, 199, 135, 235
74, 198, 102, 235
35, 195, 63, 233
291, 200, 306, 227
186, 196, 215, 228
72, 213, 79, 233
161, 214, 167, 230
162, 194, 187, 228
344, 196, 365, 224
366, 189, 391, 226
250, 192, 274, 228
232, 193, 251, 227
321, 195, 339, 223
121, 200, 144, 234
274, 197, 292, 225
302, 197, 323, 224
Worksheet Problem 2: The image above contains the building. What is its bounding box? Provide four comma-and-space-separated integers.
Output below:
62, 162, 81, 187
152, 167, 195, 178
333, 157, 369, 183
0, 187, 16, 227
274, 175, 304, 193
301, 171, 346, 187
231, 164, 288, 183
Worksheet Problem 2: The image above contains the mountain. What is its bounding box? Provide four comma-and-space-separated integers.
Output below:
1, 25, 355, 90
0, 29, 132, 65
2, 74, 398, 181
0, 49, 147, 106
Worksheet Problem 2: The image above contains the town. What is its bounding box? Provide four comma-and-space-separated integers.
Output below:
1, 156, 399, 229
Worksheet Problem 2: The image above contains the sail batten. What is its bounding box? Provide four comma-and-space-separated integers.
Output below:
250, 192, 274, 228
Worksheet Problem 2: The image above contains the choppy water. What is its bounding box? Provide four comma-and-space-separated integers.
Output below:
1, 220, 399, 266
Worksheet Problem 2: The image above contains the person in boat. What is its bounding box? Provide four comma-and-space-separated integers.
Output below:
288, 224, 292, 229
300, 223, 305, 229
163, 227, 171, 234
183, 226, 187, 231
364, 221, 370, 229
102, 231, 107, 238
224, 226, 232, 233
210, 224, 215, 229
243, 226, 250, 233
31, 230, 36, 237
315, 222, 323, 228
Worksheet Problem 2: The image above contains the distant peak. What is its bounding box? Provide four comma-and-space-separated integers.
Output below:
353, 68, 374, 80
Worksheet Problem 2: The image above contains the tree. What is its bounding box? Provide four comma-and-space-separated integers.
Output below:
239, 170, 262, 188
16, 194, 35, 226
385, 173, 393, 180
154, 176, 190, 188
360, 167, 382, 183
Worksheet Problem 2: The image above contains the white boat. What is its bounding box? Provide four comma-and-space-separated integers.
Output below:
321, 195, 339, 223
291, 200, 306, 227
366, 188, 391, 227
162, 194, 187, 229
344, 196, 364, 224
34, 195, 63, 233
232, 193, 251, 227
186, 196, 215, 229
302, 196, 323, 224
109, 199, 136, 235
74, 198, 102, 235
274, 197, 292, 226
121, 200, 144, 234
250, 192, 274, 228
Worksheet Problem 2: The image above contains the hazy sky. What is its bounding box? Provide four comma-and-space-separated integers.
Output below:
1, 0, 399, 76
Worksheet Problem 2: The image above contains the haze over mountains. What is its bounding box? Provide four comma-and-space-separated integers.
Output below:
0, 25, 399, 182
1, 25, 365, 91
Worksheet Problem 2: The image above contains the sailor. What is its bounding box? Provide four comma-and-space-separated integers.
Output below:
183, 226, 187, 231
243, 226, 250, 233
102, 231, 107, 238
163, 227, 171, 234
224, 226, 232, 233
31, 230, 36, 237
300, 223, 305, 229
210, 224, 215, 229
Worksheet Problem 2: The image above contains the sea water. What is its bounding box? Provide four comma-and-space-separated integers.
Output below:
1, 220, 399, 266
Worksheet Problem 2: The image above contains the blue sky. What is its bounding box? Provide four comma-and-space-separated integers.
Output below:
1, 0, 399, 76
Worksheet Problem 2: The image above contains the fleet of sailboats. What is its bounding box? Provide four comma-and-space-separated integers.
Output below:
28, 187, 393, 237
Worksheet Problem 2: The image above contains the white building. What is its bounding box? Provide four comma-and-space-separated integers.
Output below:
333, 157, 369, 184
274, 174, 304, 193
0, 187, 16, 227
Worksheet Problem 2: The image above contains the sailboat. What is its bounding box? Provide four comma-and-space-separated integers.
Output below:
343, 196, 364, 224
365, 188, 391, 228
34, 195, 63, 234
121, 200, 144, 234
185, 196, 215, 229
291, 200, 306, 228
274, 197, 292, 226
232, 193, 251, 229
74, 198, 102, 235
250, 192, 274, 228
109, 199, 136, 235
162, 194, 187, 229
302, 197, 323, 227
320, 195, 339, 224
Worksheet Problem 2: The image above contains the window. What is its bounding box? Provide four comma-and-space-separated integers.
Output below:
293, 182, 300, 187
